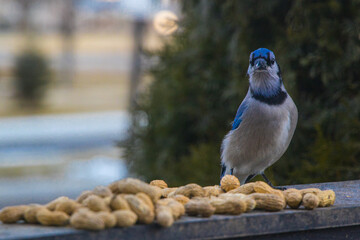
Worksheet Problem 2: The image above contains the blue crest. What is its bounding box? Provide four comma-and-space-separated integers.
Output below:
250, 48, 275, 60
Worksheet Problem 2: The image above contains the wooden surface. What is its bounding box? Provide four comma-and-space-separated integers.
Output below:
1, 180, 360, 240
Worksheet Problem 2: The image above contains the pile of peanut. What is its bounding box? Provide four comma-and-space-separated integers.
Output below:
0, 175, 335, 230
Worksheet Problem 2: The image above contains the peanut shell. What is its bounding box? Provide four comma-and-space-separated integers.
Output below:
317, 190, 336, 207
92, 186, 112, 198
36, 208, 69, 226
82, 195, 110, 212
173, 184, 205, 198
210, 198, 246, 215
185, 199, 215, 217
96, 211, 116, 228
0, 205, 29, 223
111, 178, 162, 203
70, 209, 105, 230
250, 193, 286, 211
220, 175, 240, 192
284, 188, 302, 209
150, 180, 168, 189
156, 205, 174, 227
228, 182, 255, 194
110, 195, 131, 211
302, 193, 319, 210
124, 195, 154, 224
113, 210, 138, 227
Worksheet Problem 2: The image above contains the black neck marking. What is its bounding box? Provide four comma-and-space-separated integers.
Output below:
251, 88, 288, 105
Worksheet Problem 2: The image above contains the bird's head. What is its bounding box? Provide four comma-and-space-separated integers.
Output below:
247, 48, 283, 97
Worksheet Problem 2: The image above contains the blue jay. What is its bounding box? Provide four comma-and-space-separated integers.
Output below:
220, 48, 298, 189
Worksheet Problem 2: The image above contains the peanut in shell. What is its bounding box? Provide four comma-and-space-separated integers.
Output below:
70, 209, 105, 230
113, 210, 138, 227
185, 199, 215, 217
302, 193, 319, 210
0, 205, 29, 223
220, 175, 240, 192
150, 180, 168, 189
36, 208, 69, 226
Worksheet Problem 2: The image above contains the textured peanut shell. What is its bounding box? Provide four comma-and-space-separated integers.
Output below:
253, 181, 275, 194
70, 209, 105, 230
203, 185, 224, 197
113, 210, 138, 227
136, 192, 155, 212
150, 180, 168, 189
76, 191, 94, 203
171, 195, 190, 205
0, 205, 29, 223
317, 190, 336, 207
284, 189, 302, 209
253, 182, 285, 201
46, 196, 69, 211
220, 175, 241, 192
161, 188, 178, 198
157, 198, 173, 206
103, 196, 112, 206
55, 199, 81, 215
173, 184, 205, 198
250, 193, 286, 211
24, 205, 44, 224
302, 193, 319, 210
96, 211, 116, 228
156, 205, 174, 227
111, 178, 162, 203
167, 199, 185, 219
36, 208, 69, 226
92, 186, 112, 198
228, 183, 255, 194
210, 198, 246, 215
110, 195, 131, 211
125, 195, 154, 224
219, 193, 256, 212
300, 188, 321, 196
82, 195, 110, 212
185, 200, 215, 217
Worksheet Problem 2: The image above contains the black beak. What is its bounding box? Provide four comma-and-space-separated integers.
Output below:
254, 58, 267, 70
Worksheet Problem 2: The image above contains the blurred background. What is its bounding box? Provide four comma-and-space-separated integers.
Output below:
0, 0, 359, 208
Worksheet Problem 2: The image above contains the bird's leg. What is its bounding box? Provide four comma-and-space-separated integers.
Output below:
220, 163, 227, 183
244, 174, 256, 183
230, 168, 234, 175
261, 173, 286, 190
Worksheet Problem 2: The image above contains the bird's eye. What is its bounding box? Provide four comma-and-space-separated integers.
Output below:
270, 59, 275, 65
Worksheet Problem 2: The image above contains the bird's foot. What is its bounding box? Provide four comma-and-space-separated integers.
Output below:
271, 185, 287, 191
261, 173, 287, 190
219, 164, 226, 185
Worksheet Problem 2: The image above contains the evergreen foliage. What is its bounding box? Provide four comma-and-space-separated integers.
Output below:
14, 49, 51, 106
122, 0, 360, 186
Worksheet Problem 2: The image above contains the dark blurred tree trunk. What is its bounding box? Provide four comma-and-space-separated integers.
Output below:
129, 19, 146, 109
18, 0, 31, 36
60, 0, 75, 86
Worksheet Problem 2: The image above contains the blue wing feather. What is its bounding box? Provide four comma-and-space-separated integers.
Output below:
231, 100, 248, 130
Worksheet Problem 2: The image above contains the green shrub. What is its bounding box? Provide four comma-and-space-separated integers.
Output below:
122, 0, 360, 186
13, 49, 50, 106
